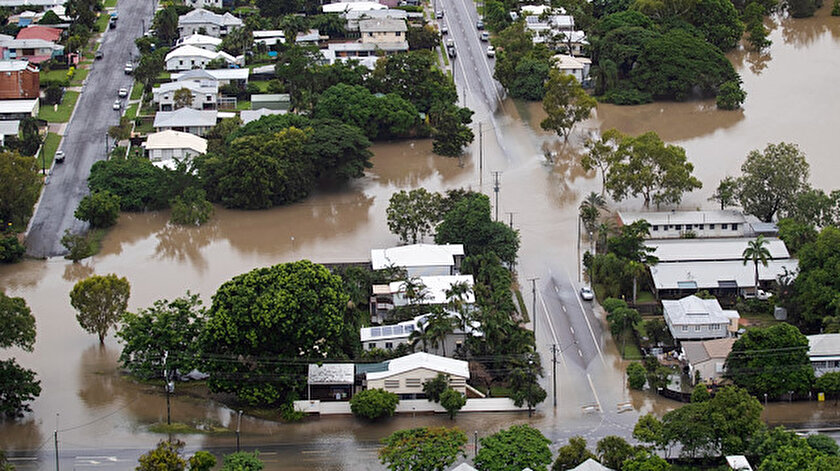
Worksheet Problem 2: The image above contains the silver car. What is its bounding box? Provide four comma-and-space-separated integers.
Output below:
580, 287, 594, 301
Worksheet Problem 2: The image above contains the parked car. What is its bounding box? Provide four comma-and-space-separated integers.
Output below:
109, 18, 116, 29
95, 50, 103, 60
113, 99, 121, 110
436, 10, 443, 18
118, 88, 128, 98
486, 45, 495, 57
124, 63, 133, 74
441, 24, 448, 34
580, 286, 594, 301
54, 150, 65, 163
446, 38, 454, 48
743, 289, 772, 301
447, 45, 456, 58
476, 20, 484, 30
480, 31, 490, 41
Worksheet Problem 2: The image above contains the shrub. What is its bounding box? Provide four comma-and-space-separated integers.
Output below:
440, 388, 466, 419
716, 80, 747, 110
627, 362, 646, 390
350, 388, 399, 420
170, 187, 213, 226
601, 87, 653, 105
43, 84, 64, 106
75, 191, 121, 228
60, 229, 95, 262
602, 297, 628, 313
834, 0, 840, 15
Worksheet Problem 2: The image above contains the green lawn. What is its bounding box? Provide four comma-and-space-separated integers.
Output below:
236, 100, 251, 111
617, 330, 643, 360
130, 81, 143, 100
39, 68, 70, 85
125, 103, 138, 119
104, 0, 117, 7
635, 291, 656, 304
41, 132, 61, 170
70, 68, 89, 86
249, 80, 271, 92
157, 71, 171, 81
38, 91, 79, 123
135, 119, 154, 135
95, 12, 111, 33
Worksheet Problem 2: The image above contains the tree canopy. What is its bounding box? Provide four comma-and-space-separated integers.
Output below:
552, 436, 597, 470
313, 84, 421, 140
70, 274, 131, 344
725, 324, 814, 397
199, 260, 350, 405
435, 192, 520, 265
492, 21, 553, 100
541, 71, 597, 142
791, 226, 840, 330
379, 427, 466, 471
350, 388, 399, 420
0, 291, 40, 418
387, 189, 444, 244
474, 425, 552, 471
736, 142, 810, 223
0, 151, 40, 230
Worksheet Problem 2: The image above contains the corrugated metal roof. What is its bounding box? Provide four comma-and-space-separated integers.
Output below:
645, 237, 790, 263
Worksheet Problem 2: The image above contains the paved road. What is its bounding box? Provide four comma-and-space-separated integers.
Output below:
26, 0, 156, 257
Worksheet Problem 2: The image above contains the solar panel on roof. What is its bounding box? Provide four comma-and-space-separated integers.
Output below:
382, 326, 393, 336
370, 327, 381, 337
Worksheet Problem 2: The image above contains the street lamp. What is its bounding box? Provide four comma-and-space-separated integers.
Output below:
235, 410, 243, 452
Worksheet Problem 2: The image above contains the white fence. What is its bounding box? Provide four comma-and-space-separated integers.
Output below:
293, 397, 528, 415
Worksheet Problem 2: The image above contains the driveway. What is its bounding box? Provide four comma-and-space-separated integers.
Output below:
26, 0, 156, 257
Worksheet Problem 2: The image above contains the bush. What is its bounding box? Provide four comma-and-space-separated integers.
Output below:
627, 362, 646, 390
833, 0, 840, 15
75, 191, 121, 228
602, 297, 628, 313
0, 235, 25, 263
60, 229, 95, 262
601, 87, 653, 105
279, 403, 304, 422
440, 388, 466, 420
170, 187, 213, 226
350, 388, 399, 420
43, 84, 64, 106
716, 80, 747, 110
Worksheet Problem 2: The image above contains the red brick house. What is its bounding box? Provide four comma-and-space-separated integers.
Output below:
0, 60, 40, 100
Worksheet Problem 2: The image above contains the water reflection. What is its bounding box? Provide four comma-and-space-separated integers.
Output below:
155, 220, 219, 272
62, 261, 94, 282
77, 344, 121, 409
779, 7, 840, 47
0, 418, 42, 452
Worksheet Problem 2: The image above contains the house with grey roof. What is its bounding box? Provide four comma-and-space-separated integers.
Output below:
178, 8, 243, 38
358, 17, 408, 51
153, 108, 218, 136
307, 364, 355, 401
662, 295, 739, 341
807, 334, 840, 377
681, 337, 735, 385
153, 80, 219, 111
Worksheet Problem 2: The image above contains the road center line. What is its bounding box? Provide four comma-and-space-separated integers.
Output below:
567, 270, 606, 366
537, 288, 567, 369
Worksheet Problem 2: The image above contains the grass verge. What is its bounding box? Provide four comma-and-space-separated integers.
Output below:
236, 100, 251, 110
70, 68, 89, 86
514, 288, 529, 323
104, 0, 117, 7
130, 81, 143, 100
38, 91, 79, 123
95, 12, 111, 33
125, 103, 138, 119
41, 132, 61, 169
148, 421, 230, 435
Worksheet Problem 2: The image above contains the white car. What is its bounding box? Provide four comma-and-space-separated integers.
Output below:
124, 63, 133, 74
580, 287, 594, 301
54, 150, 65, 163
118, 88, 128, 98
743, 289, 772, 301
440, 24, 448, 34
113, 99, 121, 110
486, 45, 495, 57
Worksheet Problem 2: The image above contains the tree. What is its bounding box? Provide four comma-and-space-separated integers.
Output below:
435, 193, 520, 266
553, 436, 597, 471
744, 2, 771, 50
792, 227, 840, 329
509, 357, 547, 416
633, 414, 664, 450
407, 25, 440, 50
579, 192, 606, 234
440, 388, 466, 420
0, 292, 40, 418
777, 218, 816, 255
717, 80, 747, 110
743, 235, 771, 296
350, 388, 399, 420
219, 26, 254, 55
807, 434, 840, 456
369, 50, 456, 113
492, 21, 553, 100
188, 451, 216, 471
736, 142, 810, 223
313, 84, 420, 140
70, 274, 131, 344
117, 293, 205, 380
474, 425, 552, 471
689, 0, 744, 51
88, 157, 182, 211
137, 440, 186, 471
170, 187, 213, 226
173, 88, 194, 110
622, 449, 670, 471
0, 236, 25, 264
815, 372, 840, 399
108, 116, 132, 142
605, 131, 701, 207
706, 386, 763, 455
0, 291, 36, 351
134, 48, 168, 93
423, 373, 449, 402
387, 189, 444, 244
220, 452, 263, 471
662, 402, 716, 458
199, 261, 349, 404
691, 384, 710, 403
596, 436, 634, 470
725, 323, 814, 397
379, 427, 467, 471
0, 151, 40, 229
627, 362, 647, 389
431, 105, 474, 157
785, 0, 820, 17
582, 130, 622, 195
541, 71, 597, 142
75, 191, 121, 228
710, 176, 739, 210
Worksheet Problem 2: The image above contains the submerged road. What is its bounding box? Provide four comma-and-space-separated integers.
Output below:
26, 0, 155, 257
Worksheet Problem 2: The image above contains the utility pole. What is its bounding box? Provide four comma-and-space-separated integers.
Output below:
163, 351, 173, 425
577, 216, 581, 282
236, 410, 243, 452
551, 344, 558, 407
528, 277, 539, 339
54, 429, 59, 471
492, 171, 501, 222
104, 133, 108, 158
474, 430, 479, 455
478, 122, 483, 181
505, 212, 515, 229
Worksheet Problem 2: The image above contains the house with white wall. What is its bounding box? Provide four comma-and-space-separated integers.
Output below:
165, 45, 238, 71
364, 352, 469, 399
183, 0, 222, 8
681, 338, 735, 385
175, 33, 222, 52
153, 80, 219, 111
618, 210, 749, 239
370, 274, 474, 323
360, 312, 481, 357
371, 244, 465, 278
178, 8, 243, 38
662, 295, 739, 341
808, 334, 840, 377
153, 108, 218, 136
144, 130, 207, 169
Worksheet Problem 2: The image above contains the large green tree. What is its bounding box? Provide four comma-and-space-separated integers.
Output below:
370, 51, 457, 114
596, 435, 634, 470
541, 71, 597, 142
137, 440, 186, 471
605, 130, 702, 207
0, 151, 40, 229
552, 436, 597, 471
688, 0, 744, 51
791, 226, 840, 329
117, 293, 206, 380
69, 274, 131, 344
75, 191, 121, 228
220, 451, 263, 471
742, 236, 771, 296
0, 291, 40, 418
0, 291, 36, 351
736, 142, 810, 223
474, 425, 552, 471
379, 427, 466, 471
88, 157, 186, 211
435, 193, 520, 265
387, 189, 444, 244
492, 21, 553, 100
199, 260, 350, 405
430, 105, 474, 157
350, 388, 399, 420
313, 84, 420, 140
725, 323, 814, 397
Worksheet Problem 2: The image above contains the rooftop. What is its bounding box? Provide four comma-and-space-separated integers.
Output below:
307, 363, 355, 385
179, 8, 243, 28
328, 41, 408, 52
651, 259, 798, 291
725, 455, 754, 471
807, 334, 840, 357
0, 60, 32, 72
371, 244, 464, 270
662, 295, 739, 326
172, 68, 249, 81
145, 130, 208, 153
15, 25, 61, 42
359, 17, 407, 33
645, 237, 790, 263
240, 108, 286, 124
345, 9, 407, 20
154, 80, 218, 95
387, 274, 475, 305
0, 119, 20, 135
367, 352, 469, 381
570, 458, 614, 471
323, 1, 387, 13
0, 98, 38, 113
153, 108, 218, 128
682, 338, 736, 365
619, 210, 747, 227
165, 45, 236, 62
176, 33, 222, 47
553, 54, 590, 70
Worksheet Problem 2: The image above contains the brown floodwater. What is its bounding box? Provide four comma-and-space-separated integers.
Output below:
2, 8, 840, 469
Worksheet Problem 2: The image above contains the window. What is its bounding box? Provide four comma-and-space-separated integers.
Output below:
682, 325, 688, 332
395, 32, 401, 36
368, 32, 373, 37
722, 224, 728, 229
206, 94, 212, 101
675, 225, 682, 230
711, 324, 720, 330
405, 378, 421, 388
709, 224, 715, 229
698, 224, 704, 230
368, 343, 376, 350
715, 362, 724, 373
385, 342, 393, 349
732, 223, 738, 231
652, 225, 659, 231
384, 379, 400, 389
695, 325, 701, 332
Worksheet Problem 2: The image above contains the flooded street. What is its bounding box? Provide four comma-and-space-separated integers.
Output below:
2, 8, 840, 469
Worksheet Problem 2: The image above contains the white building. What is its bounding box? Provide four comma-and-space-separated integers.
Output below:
646, 237, 791, 264
651, 259, 798, 297
371, 244, 465, 278
178, 8, 243, 38
240, 108, 286, 124
0, 119, 19, 146
365, 352, 469, 399
359, 17, 407, 44
153, 80, 219, 111
165, 45, 239, 71
681, 337, 735, 385
183, 0, 222, 8
328, 41, 407, 58
322, 1, 387, 13
175, 33, 223, 52
345, 9, 407, 33
553, 54, 591, 83
153, 108, 218, 136
172, 68, 249, 85
618, 210, 749, 239
144, 130, 207, 169
0, 0, 62, 10
361, 311, 480, 356
0, 98, 37, 120
808, 334, 840, 377
662, 295, 739, 341
370, 274, 474, 323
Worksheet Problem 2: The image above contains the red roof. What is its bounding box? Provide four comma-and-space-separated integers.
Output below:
16, 26, 62, 43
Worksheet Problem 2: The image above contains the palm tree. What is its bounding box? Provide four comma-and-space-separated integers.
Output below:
627, 260, 646, 305
402, 277, 428, 306
424, 309, 458, 357
579, 192, 607, 234
743, 236, 771, 296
